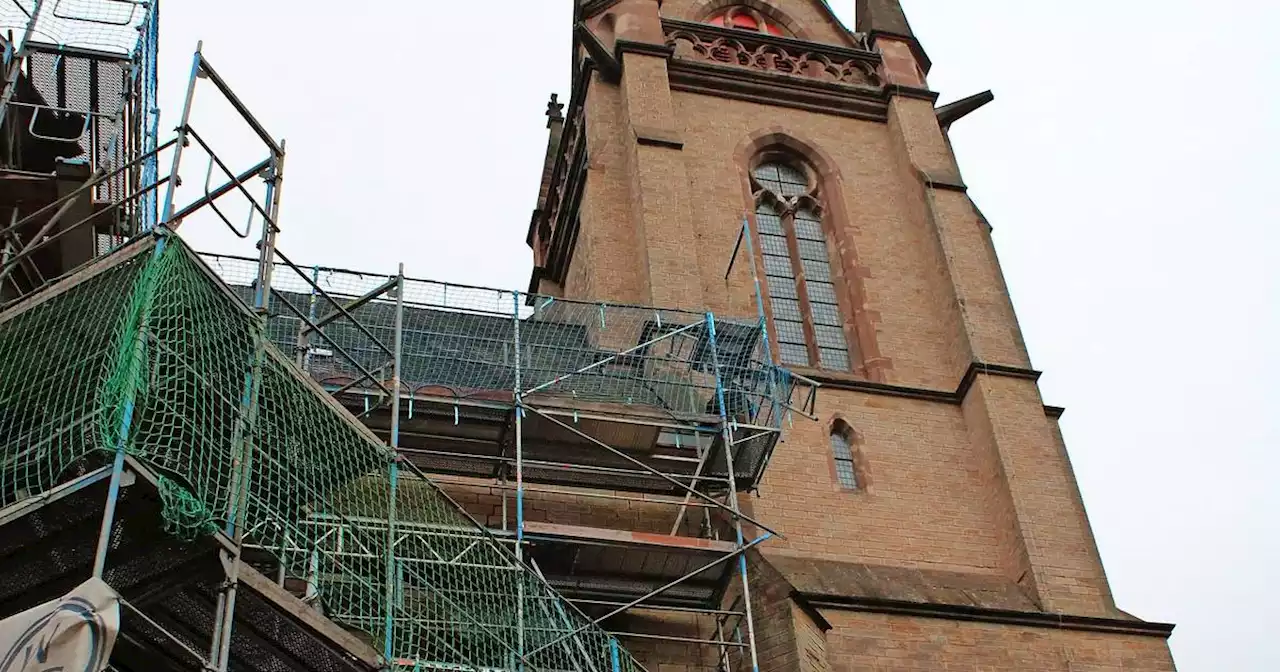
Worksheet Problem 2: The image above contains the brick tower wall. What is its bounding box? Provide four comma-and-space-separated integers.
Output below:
511, 0, 1178, 669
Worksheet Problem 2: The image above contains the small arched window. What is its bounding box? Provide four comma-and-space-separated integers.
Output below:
829, 424, 859, 490
752, 159, 852, 372
707, 6, 789, 37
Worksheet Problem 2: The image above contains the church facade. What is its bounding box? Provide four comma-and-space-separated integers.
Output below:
517, 1, 1178, 669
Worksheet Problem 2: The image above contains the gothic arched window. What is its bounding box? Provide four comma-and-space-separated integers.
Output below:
829, 422, 860, 490
707, 6, 789, 37
752, 159, 852, 372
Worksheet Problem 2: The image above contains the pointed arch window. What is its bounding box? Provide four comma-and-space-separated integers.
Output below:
752, 160, 852, 372
707, 6, 789, 37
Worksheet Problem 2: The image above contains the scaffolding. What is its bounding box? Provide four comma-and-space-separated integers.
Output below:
197, 247, 815, 669
0, 2, 819, 671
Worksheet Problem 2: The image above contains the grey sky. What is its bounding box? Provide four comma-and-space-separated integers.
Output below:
157, 2, 1278, 669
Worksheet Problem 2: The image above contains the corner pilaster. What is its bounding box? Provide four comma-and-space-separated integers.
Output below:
610, 0, 704, 309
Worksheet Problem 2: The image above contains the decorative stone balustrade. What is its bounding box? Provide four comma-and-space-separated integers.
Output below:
664, 19, 881, 89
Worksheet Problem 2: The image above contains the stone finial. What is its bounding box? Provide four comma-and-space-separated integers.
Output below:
546, 93, 565, 128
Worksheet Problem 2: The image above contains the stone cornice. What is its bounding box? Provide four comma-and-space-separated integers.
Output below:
802, 593, 1176, 639
667, 58, 890, 122
664, 18, 881, 67
884, 83, 939, 102
615, 38, 676, 60
633, 125, 684, 149
797, 361, 1062, 417
957, 361, 1042, 399
658, 18, 942, 123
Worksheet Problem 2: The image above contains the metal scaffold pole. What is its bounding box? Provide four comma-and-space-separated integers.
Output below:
297, 265, 320, 370
740, 217, 782, 420
0, 0, 44, 132
159, 43, 202, 227
211, 160, 281, 671
255, 143, 284, 309
609, 637, 622, 672
706, 312, 762, 672
513, 290, 526, 669
212, 331, 266, 672
716, 616, 732, 671
139, 0, 162, 231
385, 263, 405, 662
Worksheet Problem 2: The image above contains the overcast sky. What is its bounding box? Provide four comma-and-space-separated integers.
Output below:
146, 1, 1279, 669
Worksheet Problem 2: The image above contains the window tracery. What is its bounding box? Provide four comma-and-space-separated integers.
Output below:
751, 159, 852, 372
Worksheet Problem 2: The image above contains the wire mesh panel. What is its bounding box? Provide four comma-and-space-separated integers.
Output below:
520, 297, 710, 414
202, 254, 405, 396
133, 1, 159, 230
399, 281, 521, 402
0, 0, 152, 55
22, 44, 134, 198
0, 1, 158, 238
198, 255, 793, 432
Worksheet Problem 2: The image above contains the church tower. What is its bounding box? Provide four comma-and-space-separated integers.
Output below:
527, 0, 1177, 669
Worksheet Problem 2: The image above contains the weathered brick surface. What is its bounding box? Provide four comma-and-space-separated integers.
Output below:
574, 74, 646, 303
823, 611, 1177, 671
883, 99, 975, 384
959, 378, 1041, 600
753, 391, 1006, 573
621, 50, 705, 308
794, 602, 831, 672
735, 551, 803, 672
962, 375, 1118, 617
886, 95, 1033, 370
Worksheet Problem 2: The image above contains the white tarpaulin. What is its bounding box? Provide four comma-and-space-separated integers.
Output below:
0, 578, 120, 672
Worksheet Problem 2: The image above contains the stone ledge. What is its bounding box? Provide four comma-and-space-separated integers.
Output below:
804, 594, 1176, 638
615, 38, 676, 61
633, 124, 685, 149
796, 361, 1052, 412
763, 554, 1175, 639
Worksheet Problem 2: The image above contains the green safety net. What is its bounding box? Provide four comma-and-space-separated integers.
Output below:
0, 234, 643, 672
